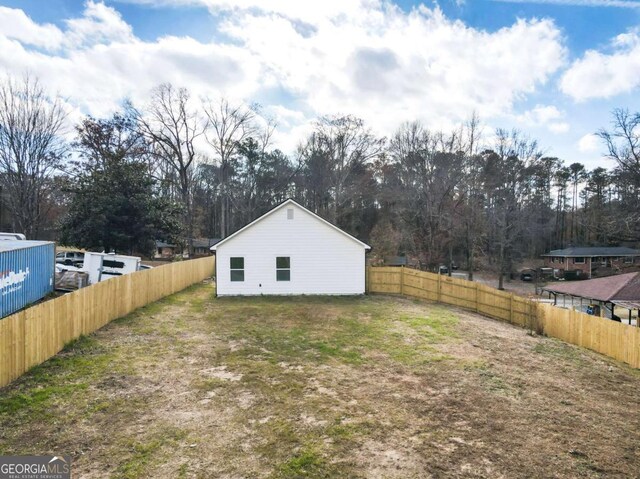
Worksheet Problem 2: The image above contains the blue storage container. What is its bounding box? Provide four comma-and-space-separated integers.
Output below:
0, 240, 55, 318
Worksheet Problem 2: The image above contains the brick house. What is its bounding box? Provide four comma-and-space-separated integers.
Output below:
154, 240, 178, 259
542, 247, 640, 278
192, 238, 220, 257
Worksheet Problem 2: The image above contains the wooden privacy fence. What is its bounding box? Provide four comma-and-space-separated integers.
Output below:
367, 266, 640, 369
0, 256, 215, 388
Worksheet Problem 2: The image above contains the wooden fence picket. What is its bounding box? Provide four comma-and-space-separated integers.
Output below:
366, 266, 640, 369
0, 256, 215, 388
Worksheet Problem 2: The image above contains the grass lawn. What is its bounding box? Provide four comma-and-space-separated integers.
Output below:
1, 282, 640, 478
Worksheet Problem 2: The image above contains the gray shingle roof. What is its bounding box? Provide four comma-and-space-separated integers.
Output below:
192, 238, 221, 249
155, 240, 177, 248
542, 247, 640, 257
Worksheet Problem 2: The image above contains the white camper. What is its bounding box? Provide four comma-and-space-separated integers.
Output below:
0, 232, 26, 241
82, 252, 141, 284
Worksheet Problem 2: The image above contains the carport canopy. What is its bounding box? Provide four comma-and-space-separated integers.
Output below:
542, 272, 640, 323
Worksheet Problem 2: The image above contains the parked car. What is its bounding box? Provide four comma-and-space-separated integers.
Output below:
56, 251, 85, 267
539, 267, 554, 279
438, 265, 449, 274
520, 269, 535, 282
563, 269, 587, 281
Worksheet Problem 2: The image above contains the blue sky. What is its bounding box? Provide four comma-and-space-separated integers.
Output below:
1, 0, 640, 168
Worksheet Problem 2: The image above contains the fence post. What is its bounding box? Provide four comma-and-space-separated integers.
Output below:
509, 293, 514, 324
366, 266, 370, 294
474, 282, 479, 313
400, 266, 404, 296
529, 300, 536, 333
437, 272, 442, 302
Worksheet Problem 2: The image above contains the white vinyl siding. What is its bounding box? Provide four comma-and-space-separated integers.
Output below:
215, 202, 367, 295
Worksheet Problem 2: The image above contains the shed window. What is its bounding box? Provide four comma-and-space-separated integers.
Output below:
230, 257, 244, 282
276, 256, 290, 281
287, 208, 294, 220
573, 257, 585, 264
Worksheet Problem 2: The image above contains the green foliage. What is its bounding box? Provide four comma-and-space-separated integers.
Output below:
276, 447, 327, 478
115, 427, 188, 479
0, 335, 111, 419
59, 113, 182, 254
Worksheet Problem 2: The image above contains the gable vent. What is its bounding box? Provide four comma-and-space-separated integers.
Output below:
287, 208, 294, 220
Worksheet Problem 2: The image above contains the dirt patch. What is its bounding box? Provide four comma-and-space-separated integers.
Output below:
1, 285, 639, 478
200, 366, 243, 381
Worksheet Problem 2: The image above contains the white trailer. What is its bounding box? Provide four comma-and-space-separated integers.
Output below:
0, 232, 26, 241
82, 252, 141, 284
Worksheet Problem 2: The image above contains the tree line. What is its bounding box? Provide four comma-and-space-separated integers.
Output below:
0, 75, 638, 285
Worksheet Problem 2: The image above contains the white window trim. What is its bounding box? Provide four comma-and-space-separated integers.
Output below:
230, 257, 245, 282
276, 256, 291, 281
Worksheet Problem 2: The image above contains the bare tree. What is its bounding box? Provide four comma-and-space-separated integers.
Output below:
388, 121, 465, 270
0, 75, 67, 238
482, 129, 541, 289
133, 83, 205, 253
597, 109, 640, 186
304, 115, 385, 225
568, 162, 587, 244
461, 113, 484, 280
202, 98, 257, 237
595, 109, 640, 241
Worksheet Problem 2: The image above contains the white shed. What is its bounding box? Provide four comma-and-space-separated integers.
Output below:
211, 199, 371, 296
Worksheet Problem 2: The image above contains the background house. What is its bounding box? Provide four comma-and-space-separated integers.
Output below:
192, 238, 220, 257
154, 240, 177, 259
542, 247, 640, 278
212, 199, 370, 296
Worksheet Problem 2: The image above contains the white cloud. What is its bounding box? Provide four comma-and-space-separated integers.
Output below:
0, 3, 260, 118
0, 1, 568, 152
515, 104, 570, 133
491, 0, 640, 7
0, 1, 134, 51
0, 7, 65, 49
64, 1, 135, 47
578, 133, 600, 152
219, 5, 567, 136
267, 105, 307, 129
117, 0, 383, 26
560, 29, 640, 101
519, 105, 563, 123
549, 122, 570, 133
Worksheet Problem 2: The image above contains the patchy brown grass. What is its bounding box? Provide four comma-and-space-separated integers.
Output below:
1, 283, 639, 478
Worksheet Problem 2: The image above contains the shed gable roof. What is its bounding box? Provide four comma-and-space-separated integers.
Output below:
210, 199, 371, 251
